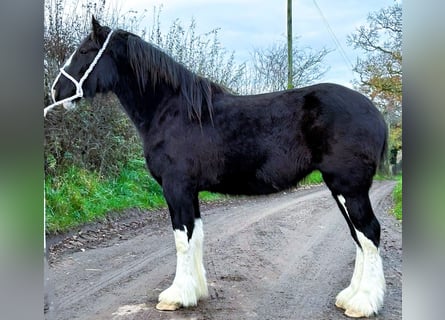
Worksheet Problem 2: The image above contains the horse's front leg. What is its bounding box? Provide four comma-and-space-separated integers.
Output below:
156, 179, 208, 311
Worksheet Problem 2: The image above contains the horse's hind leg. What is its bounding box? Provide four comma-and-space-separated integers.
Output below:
325, 177, 385, 318
155, 179, 208, 311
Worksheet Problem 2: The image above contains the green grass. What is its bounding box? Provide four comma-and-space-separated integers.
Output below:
45, 159, 165, 233
392, 175, 402, 220
199, 191, 224, 202
299, 170, 324, 185
373, 173, 389, 181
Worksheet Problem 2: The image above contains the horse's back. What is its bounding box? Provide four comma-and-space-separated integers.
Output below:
298, 83, 387, 153
212, 82, 386, 164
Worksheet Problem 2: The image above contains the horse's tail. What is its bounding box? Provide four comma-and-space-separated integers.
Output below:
378, 123, 389, 172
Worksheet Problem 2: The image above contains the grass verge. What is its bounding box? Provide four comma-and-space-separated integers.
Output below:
45, 159, 164, 233
391, 175, 402, 220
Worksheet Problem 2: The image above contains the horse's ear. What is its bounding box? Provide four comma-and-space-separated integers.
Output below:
92, 15, 102, 38
91, 15, 110, 43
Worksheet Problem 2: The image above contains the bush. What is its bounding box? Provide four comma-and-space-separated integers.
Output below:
44, 96, 142, 177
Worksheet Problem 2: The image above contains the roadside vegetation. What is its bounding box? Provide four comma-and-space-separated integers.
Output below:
391, 176, 402, 220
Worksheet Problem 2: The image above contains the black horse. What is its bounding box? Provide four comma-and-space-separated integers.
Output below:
50, 17, 388, 318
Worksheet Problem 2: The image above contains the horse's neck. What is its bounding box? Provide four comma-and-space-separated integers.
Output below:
114, 80, 174, 133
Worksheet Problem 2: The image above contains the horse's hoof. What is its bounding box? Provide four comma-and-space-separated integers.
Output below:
344, 308, 367, 318
155, 301, 181, 311
335, 300, 346, 310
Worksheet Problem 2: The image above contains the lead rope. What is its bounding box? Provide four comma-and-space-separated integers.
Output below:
44, 30, 114, 117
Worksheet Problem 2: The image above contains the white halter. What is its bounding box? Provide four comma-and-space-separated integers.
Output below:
44, 30, 114, 117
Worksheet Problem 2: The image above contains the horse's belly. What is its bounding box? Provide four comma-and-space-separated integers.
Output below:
206, 174, 292, 196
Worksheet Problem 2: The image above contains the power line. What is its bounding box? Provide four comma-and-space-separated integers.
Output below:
312, 0, 354, 70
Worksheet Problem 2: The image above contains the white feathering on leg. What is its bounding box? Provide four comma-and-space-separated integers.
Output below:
336, 195, 385, 318
344, 231, 385, 318
191, 219, 208, 298
336, 244, 364, 309
157, 227, 198, 309
157, 221, 208, 311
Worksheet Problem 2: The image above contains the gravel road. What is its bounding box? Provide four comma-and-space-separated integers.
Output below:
45, 180, 401, 320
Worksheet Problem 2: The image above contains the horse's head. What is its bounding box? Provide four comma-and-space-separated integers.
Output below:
52, 16, 118, 109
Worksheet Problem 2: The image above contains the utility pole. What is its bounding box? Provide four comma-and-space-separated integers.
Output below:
287, 0, 293, 89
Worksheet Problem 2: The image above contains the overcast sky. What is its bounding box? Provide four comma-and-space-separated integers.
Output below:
115, 0, 396, 87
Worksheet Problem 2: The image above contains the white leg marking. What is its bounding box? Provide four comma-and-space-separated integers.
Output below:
157, 220, 208, 310
336, 196, 365, 309
336, 195, 386, 318
345, 231, 386, 318
190, 219, 208, 299
336, 244, 364, 309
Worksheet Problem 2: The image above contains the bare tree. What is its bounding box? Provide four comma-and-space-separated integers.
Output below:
247, 37, 332, 94
146, 9, 246, 92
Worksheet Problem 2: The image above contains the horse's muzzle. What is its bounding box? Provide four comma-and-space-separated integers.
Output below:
62, 101, 77, 111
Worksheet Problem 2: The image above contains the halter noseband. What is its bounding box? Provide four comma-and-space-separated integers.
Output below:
44, 30, 114, 117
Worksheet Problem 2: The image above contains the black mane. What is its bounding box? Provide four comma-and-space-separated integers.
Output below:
126, 32, 221, 121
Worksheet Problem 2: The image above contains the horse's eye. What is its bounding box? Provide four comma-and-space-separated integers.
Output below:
79, 49, 88, 54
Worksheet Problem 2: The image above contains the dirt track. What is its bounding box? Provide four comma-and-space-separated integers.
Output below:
45, 181, 401, 320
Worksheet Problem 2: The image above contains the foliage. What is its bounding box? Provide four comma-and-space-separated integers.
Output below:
391, 176, 402, 220
389, 122, 402, 151
45, 97, 142, 176
348, 2, 402, 173
348, 5, 402, 123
